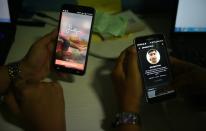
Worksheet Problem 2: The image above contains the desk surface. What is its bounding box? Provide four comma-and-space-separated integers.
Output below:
1, 12, 206, 131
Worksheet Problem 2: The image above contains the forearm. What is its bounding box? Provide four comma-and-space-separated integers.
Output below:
116, 125, 141, 131
0, 66, 10, 94
24, 120, 66, 131
29, 123, 66, 131
116, 97, 141, 131
0, 61, 32, 94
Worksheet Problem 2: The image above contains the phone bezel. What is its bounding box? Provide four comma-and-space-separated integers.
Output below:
134, 34, 175, 103
53, 4, 95, 75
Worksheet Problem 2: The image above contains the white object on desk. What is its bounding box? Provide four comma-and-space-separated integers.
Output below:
90, 11, 154, 59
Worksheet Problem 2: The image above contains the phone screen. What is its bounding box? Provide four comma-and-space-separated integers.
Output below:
135, 34, 174, 100
54, 5, 94, 75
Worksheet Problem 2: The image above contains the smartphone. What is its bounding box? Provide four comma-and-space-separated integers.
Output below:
53, 4, 95, 75
134, 34, 175, 103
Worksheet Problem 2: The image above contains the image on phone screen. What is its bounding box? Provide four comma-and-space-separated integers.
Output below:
135, 34, 175, 101
54, 6, 94, 74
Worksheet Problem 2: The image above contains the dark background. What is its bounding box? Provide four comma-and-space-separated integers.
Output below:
22, 0, 177, 13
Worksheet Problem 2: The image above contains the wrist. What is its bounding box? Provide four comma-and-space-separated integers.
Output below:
7, 62, 22, 83
120, 98, 141, 113
6, 61, 32, 86
19, 60, 36, 82
0, 66, 11, 94
120, 104, 141, 113
19, 60, 33, 81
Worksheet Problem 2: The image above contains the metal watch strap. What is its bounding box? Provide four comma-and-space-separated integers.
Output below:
113, 112, 141, 127
7, 62, 21, 82
0, 62, 21, 104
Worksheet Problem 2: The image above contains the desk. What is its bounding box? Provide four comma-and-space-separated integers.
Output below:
1, 12, 206, 131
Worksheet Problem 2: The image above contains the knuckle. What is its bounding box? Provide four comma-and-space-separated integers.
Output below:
21, 87, 31, 97
111, 70, 122, 81
127, 46, 136, 54
111, 69, 118, 78
51, 82, 63, 93
58, 86, 64, 94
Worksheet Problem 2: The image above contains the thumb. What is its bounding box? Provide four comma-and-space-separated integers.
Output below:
35, 28, 58, 47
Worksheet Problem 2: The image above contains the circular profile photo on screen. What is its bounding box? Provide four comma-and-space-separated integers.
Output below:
146, 49, 160, 64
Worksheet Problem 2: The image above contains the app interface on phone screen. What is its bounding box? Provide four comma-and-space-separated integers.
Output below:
55, 10, 93, 70
136, 36, 174, 98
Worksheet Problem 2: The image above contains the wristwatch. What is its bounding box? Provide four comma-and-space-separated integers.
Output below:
7, 62, 21, 82
0, 62, 21, 104
113, 112, 141, 127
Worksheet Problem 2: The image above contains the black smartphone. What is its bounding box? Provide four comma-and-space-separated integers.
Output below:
53, 4, 95, 75
134, 34, 175, 103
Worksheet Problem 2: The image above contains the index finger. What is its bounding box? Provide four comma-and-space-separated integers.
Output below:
50, 28, 58, 41
112, 51, 126, 79
36, 28, 58, 46
125, 46, 140, 79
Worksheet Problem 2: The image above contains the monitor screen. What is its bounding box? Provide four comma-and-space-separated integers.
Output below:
0, 0, 11, 23
175, 0, 206, 32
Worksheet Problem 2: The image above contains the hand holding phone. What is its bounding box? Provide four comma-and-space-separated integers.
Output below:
112, 46, 143, 112
53, 4, 95, 75
134, 34, 175, 103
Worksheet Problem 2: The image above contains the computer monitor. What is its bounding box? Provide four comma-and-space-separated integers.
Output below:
0, 0, 21, 65
0, 0, 11, 23
171, 0, 206, 67
174, 0, 206, 33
